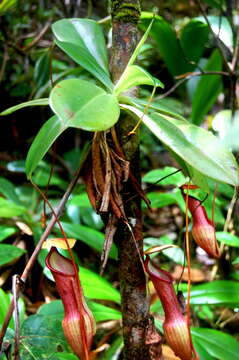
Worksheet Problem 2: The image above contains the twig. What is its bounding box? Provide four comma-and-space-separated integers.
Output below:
12, 275, 23, 360
0, 46, 9, 83
194, 0, 233, 74
231, 28, 239, 72
21, 20, 52, 52
156, 70, 230, 99
0, 144, 90, 350
157, 78, 188, 99
175, 70, 230, 79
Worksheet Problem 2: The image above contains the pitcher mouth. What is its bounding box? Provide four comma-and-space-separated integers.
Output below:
45, 247, 75, 276
144, 255, 173, 283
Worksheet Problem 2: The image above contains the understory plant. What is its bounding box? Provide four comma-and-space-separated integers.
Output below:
0, 1, 239, 360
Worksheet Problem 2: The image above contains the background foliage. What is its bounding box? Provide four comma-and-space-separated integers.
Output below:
0, 0, 239, 359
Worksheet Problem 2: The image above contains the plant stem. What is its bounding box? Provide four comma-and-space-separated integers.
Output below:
110, 1, 162, 359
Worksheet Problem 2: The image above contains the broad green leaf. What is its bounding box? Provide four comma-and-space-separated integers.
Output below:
144, 236, 185, 265
69, 193, 92, 207
140, 12, 192, 76
191, 327, 239, 360
20, 314, 68, 360
191, 50, 223, 125
143, 166, 185, 186
123, 96, 185, 121
216, 231, 239, 247
114, 65, 163, 96
193, 336, 217, 360
185, 164, 209, 192
180, 20, 209, 64
32, 162, 67, 189
0, 244, 26, 266
186, 281, 239, 305
121, 104, 239, 186
0, 177, 20, 204
0, 225, 17, 242
61, 222, 118, 260
49, 79, 120, 131
145, 191, 184, 210
196, 15, 233, 49
38, 299, 121, 322
0, 98, 49, 116
89, 301, 121, 322
0, 0, 17, 14
0, 198, 27, 218
52, 19, 113, 90
55, 354, 78, 360
34, 52, 50, 88
232, 256, 239, 265
26, 116, 65, 178
79, 267, 121, 304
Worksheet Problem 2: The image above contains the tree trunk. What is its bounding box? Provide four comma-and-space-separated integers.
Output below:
110, 1, 163, 359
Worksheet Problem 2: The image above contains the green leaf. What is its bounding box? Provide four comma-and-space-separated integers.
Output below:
79, 267, 121, 304
144, 236, 185, 265
0, 198, 27, 218
191, 50, 223, 125
54, 354, 78, 360
185, 164, 209, 192
114, 65, 163, 96
34, 52, 50, 88
0, 0, 17, 14
232, 256, 239, 265
69, 193, 92, 207
52, 19, 113, 90
0, 244, 26, 266
121, 104, 239, 186
0, 225, 17, 242
20, 314, 67, 360
191, 327, 239, 360
196, 15, 233, 49
140, 12, 192, 76
193, 336, 216, 360
186, 281, 239, 305
123, 96, 185, 121
49, 79, 120, 131
0, 177, 20, 204
61, 222, 118, 260
143, 166, 185, 186
88, 301, 121, 322
38, 299, 121, 322
0, 98, 49, 116
145, 191, 183, 209
180, 20, 209, 64
25, 116, 65, 178
216, 231, 239, 247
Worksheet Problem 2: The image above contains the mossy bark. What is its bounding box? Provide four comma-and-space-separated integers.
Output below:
110, 1, 163, 359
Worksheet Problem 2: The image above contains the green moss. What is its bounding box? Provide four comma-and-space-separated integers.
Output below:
111, 0, 141, 23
